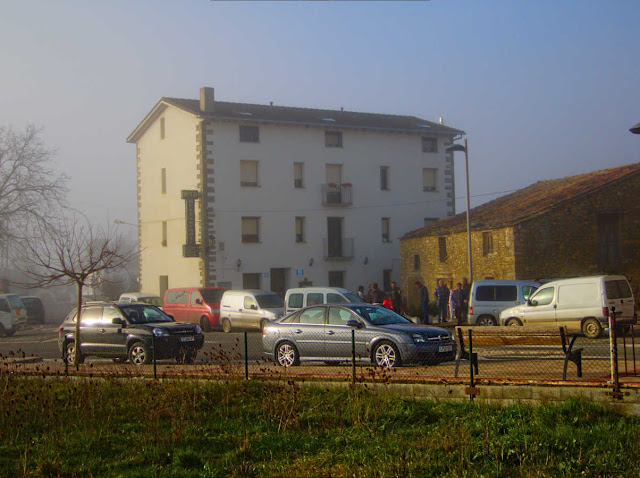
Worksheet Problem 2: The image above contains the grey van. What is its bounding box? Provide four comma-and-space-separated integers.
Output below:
468, 280, 540, 326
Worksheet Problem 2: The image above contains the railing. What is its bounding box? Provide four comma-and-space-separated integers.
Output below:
322, 238, 354, 259
321, 183, 353, 206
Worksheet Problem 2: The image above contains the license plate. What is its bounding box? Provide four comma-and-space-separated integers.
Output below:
180, 336, 195, 342
438, 345, 453, 353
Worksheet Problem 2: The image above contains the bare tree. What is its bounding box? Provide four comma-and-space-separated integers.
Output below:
0, 125, 68, 257
20, 213, 136, 366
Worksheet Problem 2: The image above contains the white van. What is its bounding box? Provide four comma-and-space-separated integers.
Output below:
468, 280, 540, 326
499, 275, 636, 338
118, 292, 163, 308
284, 287, 361, 314
0, 294, 26, 336
219, 290, 284, 332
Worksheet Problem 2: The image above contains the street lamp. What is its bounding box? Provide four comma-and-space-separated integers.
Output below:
446, 139, 473, 283
114, 219, 137, 227
630, 123, 640, 135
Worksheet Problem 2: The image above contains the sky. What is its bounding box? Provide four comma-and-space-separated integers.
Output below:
1, 0, 639, 228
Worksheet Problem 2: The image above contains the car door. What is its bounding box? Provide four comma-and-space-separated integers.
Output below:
77, 306, 104, 355
290, 306, 326, 359
188, 291, 208, 325
522, 286, 557, 326
325, 306, 366, 360
97, 305, 129, 356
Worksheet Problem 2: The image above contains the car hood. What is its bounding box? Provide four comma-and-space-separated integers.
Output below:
379, 323, 452, 338
136, 322, 199, 333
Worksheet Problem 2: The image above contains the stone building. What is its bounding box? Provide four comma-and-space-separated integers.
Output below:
400, 162, 640, 309
126, 87, 463, 297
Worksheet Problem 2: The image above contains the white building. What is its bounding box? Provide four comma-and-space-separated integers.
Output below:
126, 87, 464, 297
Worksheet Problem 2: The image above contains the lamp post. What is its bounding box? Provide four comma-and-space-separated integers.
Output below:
446, 139, 473, 282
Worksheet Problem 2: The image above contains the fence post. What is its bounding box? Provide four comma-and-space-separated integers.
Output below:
244, 331, 249, 380
351, 328, 356, 385
152, 333, 157, 380
609, 307, 621, 398
469, 329, 475, 402
64, 342, 68, 377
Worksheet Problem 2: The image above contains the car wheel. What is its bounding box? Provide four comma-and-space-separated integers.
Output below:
505, 318, 523, 327
222, 318, 232, 333
373, 340, 401, 368
200, 316, 211, 333
128, 341, 151, 365
582, 318, 602, 339
65, 342, 85, 365
276, 341, 300, 367
477, 315, 497, 326
5, 328, 16, 337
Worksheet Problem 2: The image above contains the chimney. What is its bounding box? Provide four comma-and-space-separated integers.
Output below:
200, 87, 215, 113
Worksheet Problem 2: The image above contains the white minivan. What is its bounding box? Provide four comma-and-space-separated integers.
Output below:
219, 290, 284, 332
499, 275, 636, 338
284, 287, 361, 314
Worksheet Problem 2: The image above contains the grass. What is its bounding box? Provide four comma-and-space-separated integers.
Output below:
0, 375, 639, 477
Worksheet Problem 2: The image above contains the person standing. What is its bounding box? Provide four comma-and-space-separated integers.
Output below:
365, 284, 373, 303
390, 281, 402, 314
370, 282, 385, 305
461, 277, 471, 323
414, 281, 429, 324
434, 280, 450, 323
357, 285, 367, 302
451, 282, 464, 326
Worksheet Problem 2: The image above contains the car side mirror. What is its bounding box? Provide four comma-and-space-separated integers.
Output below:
346, 319, 362, 328
112, 317, 126, 326
195, 298, 203, 305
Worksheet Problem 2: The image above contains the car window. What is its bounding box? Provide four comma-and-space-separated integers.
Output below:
6, 295, 25, 309
606, 280, 633, 300
244, 296, 258, 309
287, 293, 303, 309
79, 307, 102, 325
298, 307, 325, 325
141, 296, 163, 307
0, 299, 10, 313
307, 293, 323, 306
495, 286, 517, 301
165, 290, 189, 304
102, 306, 123, 324
351, 306, 411, 325
343, 292, 361, 303
120, 304, 173, 323
257, 294, 284, 308
531, 287, 554, 306
328, 307, 355, 325
522, 286, 538, 301
327, 293, 346, 304
475, 286, 495, 301
190, 291, 203, 305
280, 311, 300, 323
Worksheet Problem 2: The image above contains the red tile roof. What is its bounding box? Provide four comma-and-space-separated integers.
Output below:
402, 162, 640, 239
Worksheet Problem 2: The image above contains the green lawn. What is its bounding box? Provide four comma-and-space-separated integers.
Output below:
0, 376, 638, 477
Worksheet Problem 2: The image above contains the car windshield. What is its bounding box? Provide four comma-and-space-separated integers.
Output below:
257, 294, 284, 308
120, 304, 174, 324
201, 289, 226, 303
7, 295, 25, 309
351, 306, 412, 326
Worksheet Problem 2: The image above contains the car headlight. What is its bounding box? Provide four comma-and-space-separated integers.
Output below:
412, 333, 425, 343
194, 325, 202, 334
153, 328, 170, 337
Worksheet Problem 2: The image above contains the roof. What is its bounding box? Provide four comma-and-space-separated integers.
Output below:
402, 162, 640, 239
127, 96, 464, 143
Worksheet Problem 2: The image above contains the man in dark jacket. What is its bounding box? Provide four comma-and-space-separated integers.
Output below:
370, 282, 385, 304
434, 280, 450, 323
414, 281, 429, 324
390, 281, 402, 314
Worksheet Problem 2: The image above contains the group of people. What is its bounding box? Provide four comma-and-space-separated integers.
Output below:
414, 278, 471, 326
356, 281, 404, 315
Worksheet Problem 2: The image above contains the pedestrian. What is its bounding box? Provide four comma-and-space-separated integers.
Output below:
365, 284, 374, 303
414, 281, 430, 324
434, 280, 450, 323
357, 285, 367, 302
451, 282, 464, 326
370, 282, 385, 305
390, 281, 402, 314
461, 277, 471, 323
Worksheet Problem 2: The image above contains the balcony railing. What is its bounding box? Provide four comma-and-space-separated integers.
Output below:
322, 238, 354, 260
322, 183, 353, 206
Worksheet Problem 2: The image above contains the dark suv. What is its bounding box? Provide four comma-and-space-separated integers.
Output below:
58, 302, 204, 365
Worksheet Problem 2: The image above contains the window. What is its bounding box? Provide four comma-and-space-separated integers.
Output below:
422, 136, 437, 153
295, 217, 305, 243
243, 273, 261, 289
239, 125, 259, 143
328, 307, 354, 326
165, 290, 189, 304
161, 168, 166, 194
598, 213, 621, 268
438, 237, 447, 262
294, 162, 304, 188
190, 291, 203, 305
413, 254, 420, 271
241, 217, 260, 243
423, 168, 437, 191
299, 307, 325, 325
327, 293, 347, 304
161, 221, 167, 247
307, 293, 324, 306
244, 296, 258, 309
531, 287, 554, 306
424, 217, 438, 227
325, 131, 343, 148
287, 293, 303, 309
483, 231, 494, 256
328, 271, 345, 288
380, 166, 389, 191
522, 286, 538, 301
240, 160, 259, 187
381, 218, 391, 243
160, 117, 165, 140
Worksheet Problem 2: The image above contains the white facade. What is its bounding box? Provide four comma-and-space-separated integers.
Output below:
127, 88, 463, 297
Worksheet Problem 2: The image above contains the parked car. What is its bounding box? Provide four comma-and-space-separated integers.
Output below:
162, 287, 228, 332
220, 290, 284, 332
263, 304, 456, 368
118, 292, 163, 308
499, 275, 636, 338
468, 280, 540, 326
58, 302, 204, 365
20, 296, 46, 324
284, 287, 361, 314
0, 294, 27, 336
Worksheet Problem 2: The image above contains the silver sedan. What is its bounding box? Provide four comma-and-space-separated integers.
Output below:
262, 304, 456, 368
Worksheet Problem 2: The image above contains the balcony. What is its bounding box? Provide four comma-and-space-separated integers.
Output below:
322, 238, 354, 260
322, 183, 353, 206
